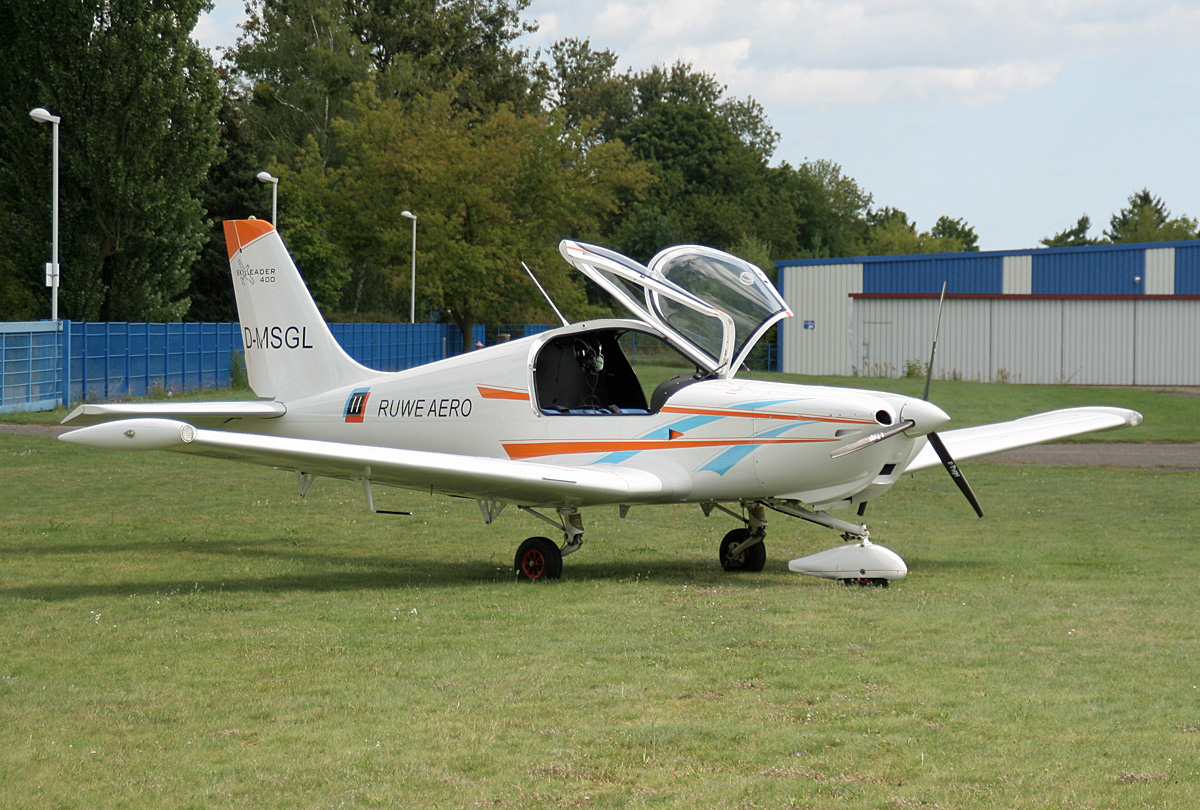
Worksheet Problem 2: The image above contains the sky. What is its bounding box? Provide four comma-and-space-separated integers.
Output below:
194, 0, 1200, 251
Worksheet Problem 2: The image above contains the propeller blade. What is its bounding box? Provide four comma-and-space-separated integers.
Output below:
927, 431, 984, 517
918, 282, 983, 517
922, 281, 947, 402
830, 419, 916, 459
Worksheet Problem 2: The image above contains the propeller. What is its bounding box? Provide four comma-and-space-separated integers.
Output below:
923, 282, 984, 518
829, 281, 983, 518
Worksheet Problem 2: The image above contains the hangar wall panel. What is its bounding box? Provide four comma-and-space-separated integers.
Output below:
838, 298, 1198, 384
1135, 300, 1200, 384
1060, 301, 1134, 385
1002, 255, 1032, 295
863, 255, 1003, 294
780, 263, 862, 375
1143, 249, 1175, 295
1033, 249, 1143, 295
1176, 245, 1200, 294
851, 299, 990, 379
990, 301, 1062, 384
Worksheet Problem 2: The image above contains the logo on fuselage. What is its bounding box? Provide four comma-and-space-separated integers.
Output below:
344, 388, 371, 423
375, 396, 473, 418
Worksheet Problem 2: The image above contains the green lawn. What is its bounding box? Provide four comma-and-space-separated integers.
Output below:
1, 380, 1197, 808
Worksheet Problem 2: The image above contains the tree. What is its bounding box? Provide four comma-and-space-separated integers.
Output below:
0, 0, 221, 321
862, 209, 979, 255
229, 0, 545, 170
228, 0, 372, 168
928, 216, 979, 251
284, 85, 651, 342
1105, 189, 1197, 243
189, 76, 267, 322
864, 208, 922, 255
1041, 214, 1102, 247
549, 58, 780, 257
545, 38, 630, 136
775, 160, 873, 258
347, 0, 542, 112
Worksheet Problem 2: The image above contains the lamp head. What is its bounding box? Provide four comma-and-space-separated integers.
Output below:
30, 107, 60, 125
256, 171, 278, 184
401, 210, 417, 221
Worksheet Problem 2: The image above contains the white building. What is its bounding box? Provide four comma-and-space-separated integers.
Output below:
777, 240, 1200, 385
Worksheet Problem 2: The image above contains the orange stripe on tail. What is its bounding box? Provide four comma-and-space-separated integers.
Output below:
223, 219, 276, 260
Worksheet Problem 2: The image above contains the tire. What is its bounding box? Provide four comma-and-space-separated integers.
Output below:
514, 536, 563, 581
719, 528, 766, 572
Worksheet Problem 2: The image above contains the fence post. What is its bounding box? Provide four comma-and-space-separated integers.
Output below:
59, 319, 71, 407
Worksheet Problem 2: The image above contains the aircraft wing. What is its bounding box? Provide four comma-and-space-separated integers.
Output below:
59, 419, 673, 507
904, 406, 1143, 473
62, 400, 286, 427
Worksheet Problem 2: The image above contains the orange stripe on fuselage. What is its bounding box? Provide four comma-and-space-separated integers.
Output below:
223, 219, 276, 260
502, 436, 836, 460
477, 385, 530, 401
659, 404, 877, 425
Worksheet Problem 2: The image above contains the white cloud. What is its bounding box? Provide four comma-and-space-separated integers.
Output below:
525, 0, 1200, 109
747, 61, 1063, 110
192, 0, 247, 55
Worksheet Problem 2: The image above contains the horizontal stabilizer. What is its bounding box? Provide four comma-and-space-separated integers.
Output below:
904, 407, 1143, 473
62, 400, 286, 427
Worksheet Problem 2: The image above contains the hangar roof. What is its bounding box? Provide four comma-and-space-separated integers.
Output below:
776, 239, 1200, 296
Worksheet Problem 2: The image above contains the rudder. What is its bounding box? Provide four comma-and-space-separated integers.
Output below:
223, 219, 380, 401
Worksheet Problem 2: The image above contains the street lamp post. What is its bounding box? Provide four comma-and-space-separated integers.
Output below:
30, 107, 61, 321
256, 171, 279, 225
401, 210, 417, 323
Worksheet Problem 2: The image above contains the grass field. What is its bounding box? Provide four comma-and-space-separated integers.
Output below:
2, 377, 1198, 808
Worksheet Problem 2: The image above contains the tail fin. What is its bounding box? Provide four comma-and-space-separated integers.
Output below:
223, 219, 379, 401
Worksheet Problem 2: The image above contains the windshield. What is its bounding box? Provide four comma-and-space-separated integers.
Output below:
559, 240, 790, 377
648, 247, 787, 363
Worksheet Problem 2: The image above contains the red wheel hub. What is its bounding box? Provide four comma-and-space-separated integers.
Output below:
520, 548, 546, 580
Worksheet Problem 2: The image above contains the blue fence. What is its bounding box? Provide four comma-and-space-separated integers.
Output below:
2, 319, 780, 413
1, 322, 61, 413
70, 322, 243, 405
1, 321, 486, 413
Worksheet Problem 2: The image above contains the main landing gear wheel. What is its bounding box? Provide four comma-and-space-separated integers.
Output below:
843, 577, 889, 588
719, 528, 766, 572
514, 536, 563, 582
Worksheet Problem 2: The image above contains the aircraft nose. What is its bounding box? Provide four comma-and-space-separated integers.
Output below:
900, 398, 951, 436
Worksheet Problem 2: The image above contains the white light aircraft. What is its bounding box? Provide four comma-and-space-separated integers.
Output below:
61, 220, 1143, 585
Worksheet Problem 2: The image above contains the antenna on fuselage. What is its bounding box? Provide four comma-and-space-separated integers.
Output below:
521, 261, 569, 327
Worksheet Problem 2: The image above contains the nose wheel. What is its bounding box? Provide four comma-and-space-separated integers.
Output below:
712, 501, 769, 572
719, 527, 767, 572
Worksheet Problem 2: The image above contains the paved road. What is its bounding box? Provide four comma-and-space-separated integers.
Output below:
982, 443, 1200, 471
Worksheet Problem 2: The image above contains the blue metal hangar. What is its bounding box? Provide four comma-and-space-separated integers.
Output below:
777, 240, 1200, 385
